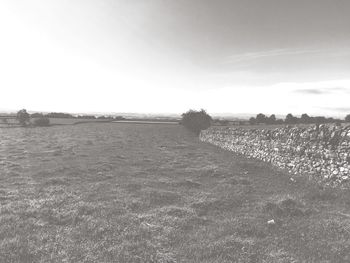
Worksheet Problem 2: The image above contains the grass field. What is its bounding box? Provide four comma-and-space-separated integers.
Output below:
48, 118, 114, 125
0, 118, 112, 127
1, 123, 350, 262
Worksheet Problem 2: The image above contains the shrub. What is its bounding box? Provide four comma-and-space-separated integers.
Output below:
345, 114, 350, 123
285, 113, 298, 124
114, 116, 125, 121
181, 109, 212, 135
267, 114, 276, 124
256, 113, 267, 124
249, 117, 256, 125
33, 117, 50, 127
300, 113, 310, 124
46, 112, 74, 118
16, 109, 30, 126
31, 113, 44, 118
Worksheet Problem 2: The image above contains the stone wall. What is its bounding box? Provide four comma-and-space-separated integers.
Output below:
200, 125, 350, 185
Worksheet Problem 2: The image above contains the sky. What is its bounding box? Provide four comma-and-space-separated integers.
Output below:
0, 0, 350, 117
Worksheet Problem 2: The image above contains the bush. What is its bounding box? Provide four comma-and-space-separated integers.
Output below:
285, 113, 298, 124
46, 112, 74, 118
256, 113, 267, 124
33, 117, 50, 127
249, 117, 256, 125
31, 113, 44, 118
16, 109, 30, 126
345, 114, 350, 123
181, 109, 212, 135
267, 114, 276, 124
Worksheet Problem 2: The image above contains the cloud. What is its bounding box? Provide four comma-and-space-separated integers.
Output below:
293, 86, 350, 95
319, 107, 350, 113
329, 87, 350, 93
220, 48, 350, 75
294, 89, 325, 95
223, 48, 323, 65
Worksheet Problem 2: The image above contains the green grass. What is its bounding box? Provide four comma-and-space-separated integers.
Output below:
1, 123, 350, 262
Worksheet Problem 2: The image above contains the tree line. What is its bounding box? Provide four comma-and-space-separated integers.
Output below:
30, 112, 125, 120
249, 113, 348, 125
180, 110, 350, 136
14, 109, 126, 127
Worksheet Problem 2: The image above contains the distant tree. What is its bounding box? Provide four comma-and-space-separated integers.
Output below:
16, 109, 30, 126
314, 116, 327, 124
213, 119, 229, 126
77, 115, 96, 119
300, 113, 311, 124
220, 120, 229, 126
345, 114, 350, 123
327, 117, 335, 123
285, 113, 298, 124
181, 109, 212, 135
256, 113, 267, 124
31, 113, 44, 118
267, 114, 276, 124
46, 112, 74, 118
249, 117, 256, 125
81, 115, 96, 119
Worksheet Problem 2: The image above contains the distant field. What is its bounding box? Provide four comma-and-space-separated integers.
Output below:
113, 120, 179, 125
1, 123, 350, 262
48, 118, 113, 125
0, 118, 111, 127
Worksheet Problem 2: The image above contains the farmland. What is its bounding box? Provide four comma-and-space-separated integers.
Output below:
1, 123, 350, 262
0, 117, 113, 127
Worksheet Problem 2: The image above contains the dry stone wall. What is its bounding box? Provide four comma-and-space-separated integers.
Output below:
200, 125, 350, 185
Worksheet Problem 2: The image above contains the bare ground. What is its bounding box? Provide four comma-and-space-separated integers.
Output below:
1, 123, 350, 262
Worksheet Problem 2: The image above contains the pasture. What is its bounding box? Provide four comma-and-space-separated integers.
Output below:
1, 123, 350, 262
0, 117, 112, 127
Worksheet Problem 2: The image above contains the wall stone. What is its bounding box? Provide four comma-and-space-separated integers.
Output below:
200, 125, 350, 186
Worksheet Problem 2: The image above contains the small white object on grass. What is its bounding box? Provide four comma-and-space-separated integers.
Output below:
267, 219, 275, 225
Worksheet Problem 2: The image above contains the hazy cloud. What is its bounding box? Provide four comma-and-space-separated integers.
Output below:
224, 48, 323, 64
329, 87, 350, 93
319, 107, 350, 113
294, 86, 350, 95
294, 89, 325, 95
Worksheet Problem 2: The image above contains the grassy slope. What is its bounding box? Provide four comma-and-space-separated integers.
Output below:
1, 124, 350, 262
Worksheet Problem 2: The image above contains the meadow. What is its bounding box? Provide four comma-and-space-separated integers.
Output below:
0, 118, 112, 128
1, 123, 350, 262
